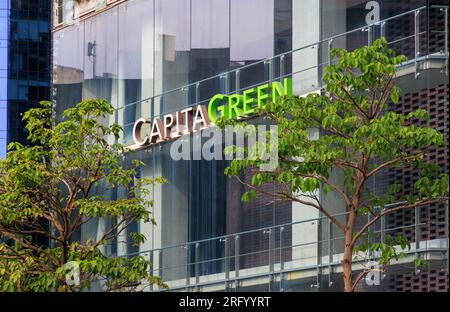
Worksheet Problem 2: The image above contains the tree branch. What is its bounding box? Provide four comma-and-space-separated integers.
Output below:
366, 152, 424, 178
234, 175, 347, 231
351, 197, 447, 247
335, 82, 370, 120
351, 269, 369, 292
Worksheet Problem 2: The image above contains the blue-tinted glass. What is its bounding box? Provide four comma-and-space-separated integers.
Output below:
0, 78, 6, 99
0, 48, 6, 69
2, 0, 50, 148
0, 0, 9, 10
0, 138, 6, 158
0, 91, 5, 158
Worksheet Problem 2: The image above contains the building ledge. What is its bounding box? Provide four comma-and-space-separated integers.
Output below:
146, 238, 448, 292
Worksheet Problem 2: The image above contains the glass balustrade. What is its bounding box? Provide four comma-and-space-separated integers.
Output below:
119, 200, 448, 292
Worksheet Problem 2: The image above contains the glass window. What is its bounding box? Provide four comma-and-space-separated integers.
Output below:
83, 7, 118, 108
0, 48, 6, 69
53, 23, 84, 113
56, 0, 74, 25
0, 1, 9, 10
0, 107, 6, 128
154, 0, 191, 115
230, 0, 274, 62
190, 0, 230, 107
0, 138, 6, 159
118, 0, 154, 143
191, 0, 229, 50
118, 0, 154, 107
0, 77, 6, 100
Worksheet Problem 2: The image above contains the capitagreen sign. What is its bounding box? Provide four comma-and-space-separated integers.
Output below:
129, 78, 292, 150
131, 105, 211, 150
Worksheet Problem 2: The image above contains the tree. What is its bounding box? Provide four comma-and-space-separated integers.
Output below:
0, 99, 166, 292
220, 38, 449, 292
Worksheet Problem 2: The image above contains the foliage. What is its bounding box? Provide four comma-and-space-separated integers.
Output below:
218, 38, 449, 291
0, 99, 167, 291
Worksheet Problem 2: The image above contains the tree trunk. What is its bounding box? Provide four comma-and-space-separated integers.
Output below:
62, 241, 68, 265
343, 182, 361, 292
342, 229, 354, 292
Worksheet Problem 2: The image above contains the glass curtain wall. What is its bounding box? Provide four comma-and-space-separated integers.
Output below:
118, 0, 154, 143
53, 22, 84, 116
53, 0, 294, 280
3, 0, 50, 150
52, 0, 447, 289
52, 0, 448, 291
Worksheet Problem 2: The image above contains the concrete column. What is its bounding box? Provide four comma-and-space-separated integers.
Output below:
292, 0, 320, 95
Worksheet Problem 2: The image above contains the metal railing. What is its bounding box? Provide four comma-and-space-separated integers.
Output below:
116, 5, 449, 145
119, 200, 448, 292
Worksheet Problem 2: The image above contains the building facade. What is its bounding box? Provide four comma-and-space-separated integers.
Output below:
0, 0, 51, 158
52, 0, 449, 291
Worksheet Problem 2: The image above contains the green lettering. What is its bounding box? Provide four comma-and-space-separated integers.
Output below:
227, 94, 244, 119
243, 88, 256, 115
208, 94, 227, 123
208, 78, 292, 122
272, 78, 293, 102
257, 83, 270, 108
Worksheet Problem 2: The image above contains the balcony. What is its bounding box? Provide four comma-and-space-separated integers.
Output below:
112, 200, 449, 292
